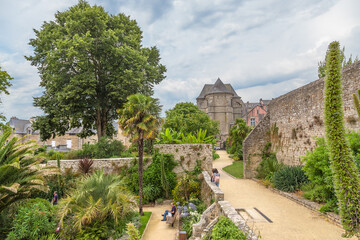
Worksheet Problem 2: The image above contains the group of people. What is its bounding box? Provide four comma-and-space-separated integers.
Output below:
211, 168, 220, 187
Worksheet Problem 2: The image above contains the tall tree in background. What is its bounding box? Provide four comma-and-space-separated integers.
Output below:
324, 41, 360, 237
0, 66, 12, 121
26, 0, 166, 141
163, 102, 219, 136
226, 118, 251, 160
118, 94, 161, 215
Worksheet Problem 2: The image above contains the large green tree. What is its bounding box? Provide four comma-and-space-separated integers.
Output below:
26, 0, 166, 141
0, 66, 12, 121
163, 102, 219, 136
226, 118, 251, 160
118, 93, 161, 215
324, 41, 360, 237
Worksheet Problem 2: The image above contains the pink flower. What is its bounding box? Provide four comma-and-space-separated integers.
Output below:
56, 227, 60, 232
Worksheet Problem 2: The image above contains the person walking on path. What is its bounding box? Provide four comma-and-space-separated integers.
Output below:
213, 169, 220, 187
51, 191, 58, 205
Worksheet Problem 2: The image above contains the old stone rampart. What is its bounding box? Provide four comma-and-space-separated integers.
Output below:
154, 144, 213, 175
191, 171, 259, 240
243, 61, 360, 177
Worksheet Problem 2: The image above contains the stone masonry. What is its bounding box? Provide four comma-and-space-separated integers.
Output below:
154, 144, 213, 175
243, 61, 360, 178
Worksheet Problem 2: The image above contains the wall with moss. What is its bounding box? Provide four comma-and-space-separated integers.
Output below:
154, 144, 213, 175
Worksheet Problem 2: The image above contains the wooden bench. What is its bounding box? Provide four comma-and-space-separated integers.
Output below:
166, 211, 178, 227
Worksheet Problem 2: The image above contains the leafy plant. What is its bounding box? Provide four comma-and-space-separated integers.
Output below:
57, 170, 137, 236
226, 118, 251, 160
78, 158, 94, 174
211, 216, 247, 240
172, 175, 200, 205
256, 142, 283, 180
126, 222, 140, 240
142, 184, 161, 203
273, 166, 308, 192
6, 199, 56, 240
156, 128, 216, 144
182, 211, 201, 237
324, 41, 360, 237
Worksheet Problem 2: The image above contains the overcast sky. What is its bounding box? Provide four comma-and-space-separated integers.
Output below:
0, 0, 360, 120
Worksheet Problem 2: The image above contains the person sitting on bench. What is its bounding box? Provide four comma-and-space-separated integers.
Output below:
161, 202, 176, 221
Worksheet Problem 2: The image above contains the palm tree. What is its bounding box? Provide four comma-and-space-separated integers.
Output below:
57, 170, 137, 231
118, 93, 161, 215
0, 128, 57, 213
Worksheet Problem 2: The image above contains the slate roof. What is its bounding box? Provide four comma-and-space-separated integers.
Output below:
197, 78, 239, 99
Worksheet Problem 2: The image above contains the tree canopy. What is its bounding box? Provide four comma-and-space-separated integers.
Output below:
0, 66, 12, 121
26, 0, 166, 141
226, 118, 251, 160
163, 102, 219, 136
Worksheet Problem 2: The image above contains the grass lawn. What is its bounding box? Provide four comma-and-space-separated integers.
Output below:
223, 161, 243, 178
139, 212, 152, 236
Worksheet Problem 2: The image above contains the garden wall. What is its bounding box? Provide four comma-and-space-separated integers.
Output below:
47, 157, 136, 173
243, 62, 360, 178
154, 144, 213, 175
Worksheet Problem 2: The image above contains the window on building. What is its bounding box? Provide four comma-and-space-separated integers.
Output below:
66, 139, 72, 149
250, 118, 256, 126
51, 141, 56, 148
257, 109, 259, 114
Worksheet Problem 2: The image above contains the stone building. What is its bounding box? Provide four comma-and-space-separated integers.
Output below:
7, 117, 130, 150
197, 78, 269, 146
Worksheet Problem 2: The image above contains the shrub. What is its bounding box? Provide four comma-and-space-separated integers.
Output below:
226, 118, 251, 160
182, 211, 201, 237
273, 166, 308, 192
78, 158, 94, 174
172, 175, 200, 205
302, 138, 335, 202
256, 142, 283, 180
6, 199, 56, 240
211, 216, 247, 240
143, 184, 161, 203
126, 222, 140, 240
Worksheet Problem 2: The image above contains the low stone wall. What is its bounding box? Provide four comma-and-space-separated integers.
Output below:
47, 158, 136, 173
154, 144, 213, 175
200, 171, 224, 206
192, 171, 259, 240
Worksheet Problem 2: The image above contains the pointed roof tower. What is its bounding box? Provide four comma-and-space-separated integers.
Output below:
205, 78, 233, 96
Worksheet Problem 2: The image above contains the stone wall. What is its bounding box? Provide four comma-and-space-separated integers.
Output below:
243, 62, 360, 177
154, 144, 213, 175
243, 114, 270, 178
191, 171, 259, 240
47, 158, 136, 173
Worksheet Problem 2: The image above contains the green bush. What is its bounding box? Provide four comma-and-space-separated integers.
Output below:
182, 211, 201, 238
125, 152, 177, 201
6, 199, 56, 240
143, 184, 161, 203
302, 138, 335, 202
256, 143, 283, 180
211, 216, 247, 240
226, 119, 251, 160
172, 175, 200, 205
273, 166, 308, 192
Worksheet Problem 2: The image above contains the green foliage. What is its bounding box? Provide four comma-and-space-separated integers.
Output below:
226, 118, 251, 160
223, 161, 243, 178
0, 129, 58, 213
125, 152, 177, 202
211, 216, 247, 240
27, 1, 166, 141
212, 150, 220, 160
172, 175, 200, 205
126, 222, 140, 240
302, 138, 335, 202
162, 102, 219, 136
156, 128, 216, 144
57, 170, 137, 236
74, 222, 109, 240
256, 142, 283, 180
6, 199, 56, 240
273, 166, 308, 192
182, 211, 201, 238
0, 66, 12, 121
324, 41, 360, 237
352, 89, 360, 120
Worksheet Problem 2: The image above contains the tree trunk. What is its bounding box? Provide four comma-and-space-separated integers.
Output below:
96, 109, 108, 141
138, 133, 144, 216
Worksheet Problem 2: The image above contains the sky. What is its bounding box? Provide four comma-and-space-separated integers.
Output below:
0, 0, 360, 119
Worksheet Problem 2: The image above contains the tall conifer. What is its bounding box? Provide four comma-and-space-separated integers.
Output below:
324, 41, 360, 237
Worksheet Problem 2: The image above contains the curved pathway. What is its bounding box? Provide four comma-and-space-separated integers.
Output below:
142, 205, 177, 240
215, 150, 356, 240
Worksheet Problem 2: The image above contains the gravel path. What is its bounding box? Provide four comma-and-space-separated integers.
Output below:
142, 205, 177, 240
214, 150, 356, 240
